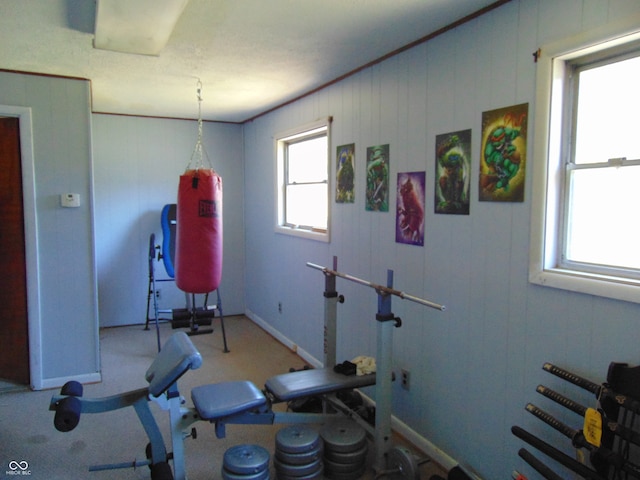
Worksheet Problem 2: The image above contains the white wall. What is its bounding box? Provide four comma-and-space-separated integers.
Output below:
0, 71, 99, 388
92, 115, 245, 328
243, 1, 640, 478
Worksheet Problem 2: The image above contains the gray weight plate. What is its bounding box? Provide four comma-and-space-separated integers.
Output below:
386, 445, 419, 480
323, 443, 367, 464
275, 440, 323, 465
320, 420, 366, 453
274, 457, 322, 477
275, 425, 320, 454
223, 444, 270, 475
222, 466, 269, 480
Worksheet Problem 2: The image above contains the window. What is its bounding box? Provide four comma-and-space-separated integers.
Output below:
530, 20, 640, 304
275, 118, 331, 241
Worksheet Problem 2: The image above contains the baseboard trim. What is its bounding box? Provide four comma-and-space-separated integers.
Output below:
245, 309, 322, 368
38, 372, 102, 391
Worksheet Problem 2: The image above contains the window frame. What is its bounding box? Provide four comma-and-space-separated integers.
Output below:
275, 117, 331, 242
529, 17, 640, 304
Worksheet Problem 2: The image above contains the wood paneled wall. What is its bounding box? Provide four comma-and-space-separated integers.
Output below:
242, 1, 640, 478
92, 115, 245, 328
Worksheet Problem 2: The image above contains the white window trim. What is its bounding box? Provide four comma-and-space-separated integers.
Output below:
275, 117, 331, 242
529, 15, 640, 304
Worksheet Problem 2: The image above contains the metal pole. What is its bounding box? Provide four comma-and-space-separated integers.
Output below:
167, 383, 187, 480
323, 256, 339, 367
374, 269, 395, 472
306, 262, 446, 311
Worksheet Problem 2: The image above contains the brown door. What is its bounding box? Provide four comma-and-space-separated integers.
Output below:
0, 116, 30, 385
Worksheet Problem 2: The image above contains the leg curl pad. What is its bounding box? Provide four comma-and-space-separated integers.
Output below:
54, 396, 82, 432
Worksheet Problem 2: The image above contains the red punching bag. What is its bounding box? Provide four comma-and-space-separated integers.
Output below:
175, 168, 223, 293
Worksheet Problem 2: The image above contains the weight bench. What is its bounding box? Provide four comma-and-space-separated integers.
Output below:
50, 331, 375, 480
191, 364, 376, 440
265, 367, 376, 403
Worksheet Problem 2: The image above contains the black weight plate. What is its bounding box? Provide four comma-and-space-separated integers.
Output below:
275, 425, 320, 453
387, 445, 419, 480
324, 443, 367, 464
324, 457, 365, 474
324, 463, 366, 480
223, 444, 270, 475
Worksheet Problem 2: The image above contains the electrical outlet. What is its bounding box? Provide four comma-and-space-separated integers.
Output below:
155, 289, 161, 300
401, 369, 410, 390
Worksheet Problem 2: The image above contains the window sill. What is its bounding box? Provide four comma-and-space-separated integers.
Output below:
275, 225, 330, 243
529, 266, 640, 305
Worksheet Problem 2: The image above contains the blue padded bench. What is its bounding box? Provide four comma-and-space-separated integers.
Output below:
191, 368, 376, 423
191, 382, 267, 421
145, 333, 376, 428
265, 368, 376, 402
145, 331, 202, 397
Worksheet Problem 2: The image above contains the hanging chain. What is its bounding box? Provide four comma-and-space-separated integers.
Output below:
188, 78, 212, 171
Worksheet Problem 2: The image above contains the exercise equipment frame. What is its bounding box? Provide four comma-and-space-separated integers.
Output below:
307, 256, 445, 472
51, 256, 445, 479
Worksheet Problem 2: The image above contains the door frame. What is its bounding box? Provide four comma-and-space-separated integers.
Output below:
1, 105, 43, 390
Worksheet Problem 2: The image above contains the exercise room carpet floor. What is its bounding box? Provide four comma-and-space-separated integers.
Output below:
0, 315, 446, 479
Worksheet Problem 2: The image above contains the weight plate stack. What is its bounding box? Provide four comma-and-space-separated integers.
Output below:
320, 420, 368, 480
386, 446, 420, 480
274, 425, 324, 480
222, 444, 271, 480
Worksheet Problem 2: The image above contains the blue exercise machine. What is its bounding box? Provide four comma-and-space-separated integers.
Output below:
51, 257, 444, 479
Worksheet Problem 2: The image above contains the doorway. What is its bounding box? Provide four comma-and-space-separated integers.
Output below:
0, 116, 30, 386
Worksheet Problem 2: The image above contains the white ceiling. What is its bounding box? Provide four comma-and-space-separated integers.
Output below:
1, 0, 502, 123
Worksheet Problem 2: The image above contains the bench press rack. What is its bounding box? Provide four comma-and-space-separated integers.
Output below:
50, 256, 445, 480
306, 256, 446, 473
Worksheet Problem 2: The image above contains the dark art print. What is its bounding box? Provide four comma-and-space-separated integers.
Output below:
366, 144, 389, 212
435, 129, 471, 215
396, 171, 425, 246
336, 143, 355, 203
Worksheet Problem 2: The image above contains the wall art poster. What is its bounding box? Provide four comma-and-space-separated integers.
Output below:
435, 129, 471, 215
336, 143, 355, 203
479, 102, 528, 202
366, 144, 389, 211
396, 171, 425, 246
